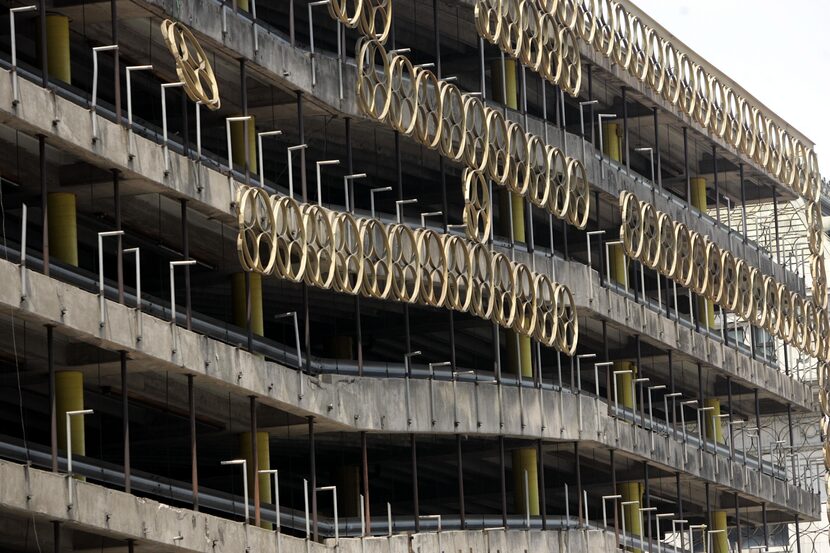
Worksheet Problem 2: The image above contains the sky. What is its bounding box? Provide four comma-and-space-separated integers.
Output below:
631, 0, 830, 179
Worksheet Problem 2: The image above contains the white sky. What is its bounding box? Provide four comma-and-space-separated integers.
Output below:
630, 0, 830, 178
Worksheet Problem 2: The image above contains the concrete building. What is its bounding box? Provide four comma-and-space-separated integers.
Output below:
0, 1, 825, 552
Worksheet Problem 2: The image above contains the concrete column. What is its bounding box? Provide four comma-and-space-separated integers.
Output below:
46, 14, 71, 84
704, 398, 725, 444
335, 465, 361, 517
512, 447, 540, 515
230, 115, 257, 174
232, 272, 263, 336
711, 510, 729, 553
618, 481, 643, 553
614, 361, 636, 409
690, 177, 715, 328
239, 431, 271, 528
47, 193, 78, 267
55, 371, 84, 457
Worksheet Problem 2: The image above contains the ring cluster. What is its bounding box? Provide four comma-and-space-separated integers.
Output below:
327, 0, 392, 44
160, 19, 220, 110
237, 185, 579, 354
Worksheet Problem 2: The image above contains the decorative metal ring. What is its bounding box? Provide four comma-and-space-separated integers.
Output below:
566, 158, 590, 229
620, 192, 643, 259
463, 94, 490, 172
328, 0, 363, 28
513, 262, 538, 336
492, 253, 517, 328
778, 285, 795, 343
735, 259, 753, 320
358, 0, 392, 44
750, 267, 767, 329
356, 39, 392, 121
359, 218, 393, 300
547, 146, 570, 218
720, 250, 739, 312
273, 196, 308, 283
438, 82, 468, 161
705, 241, 723, 304
415, 229, 449, 308
236, 186, 276, 274
161, 20, 221, 110
657, 212, 677, 276
444, 235, 474, 312
812, 254, 828, 310
389, 224, 421, 303
533, 273, 558, 347
689, 232, 709, 296
506, 123, 530, 195
302, 204, 337, 290
673, 223, 693, 289
475, 0, 505, 44
388, 54, 418, 135
331, 211, 364, 295
554, 284, 578, 355
463, 169, 493, 244
807, 201, 824, 256
413, 66, 443, 149
470, 243, 495, 320
763, 275, 780, 336
485, 108, 511, 185
640, 202, 660, 269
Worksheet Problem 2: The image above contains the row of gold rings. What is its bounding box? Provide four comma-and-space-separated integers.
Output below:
356, 38, 591, 230
236, 185, 579, 354
620, 191, 830, 361
806, 201, 829, 309
530, 0, 821, 200
474, 0, 582, 96
327, 0, 391, 44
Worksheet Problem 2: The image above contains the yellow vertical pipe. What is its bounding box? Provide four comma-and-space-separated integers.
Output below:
48, 192, 78, 267
335, 465, 361, 517
614, 361, 636, 409
237, 0, 250, 12
609, 244, 627, 287
46, 14, 71, 84
690, 177, 715, 328
56, 371, 85, 456
704, 398, 724, 444
240, 431, 271, 529
232, 272, 264, 336
711, 511, 729, 553
618, 481, 643, 553
231, 115, 257, 175
512, 447, 540, 515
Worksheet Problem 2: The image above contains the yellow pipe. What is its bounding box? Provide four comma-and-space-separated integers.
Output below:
491, 59, 518, 110
512, 447, 540, 515
48, 192, 78, 267
335, 465, 361, 517
240, 431, 271, 529
56, 371, 85, 456
232, 272, 264, 336
231, 115, 257, 175
237, 0, 250, 12
704, 398, 724, 444
46, 14, 71, 84
618, 481, 643, 553
690, 177, 715, 328
711, 511, 729, 553
603, 123, 622, 162
614, 361, 636, 409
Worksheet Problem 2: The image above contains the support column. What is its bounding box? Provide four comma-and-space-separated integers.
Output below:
45, 14, 71, 84
691, 177, 715, 328
711, 511, 729, 553
121, 351, 130, 493
604, 123, 626, 287
230, 115, 257, 174
48, 325, 57, 472
232, 272, 263, 335
614, 361, 636, 409
240, 430, 271, 529
47, 193, 78, 267
704, 398, 725, 444
512, 447, 539, 515
188, 375, 198, 511
618, 481, 642, 553
56, 371, 84, 459
361, 432, 371, 533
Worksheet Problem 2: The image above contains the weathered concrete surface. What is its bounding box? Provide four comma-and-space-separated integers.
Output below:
0, 65, 811, 414
132, 0, 801, 294
1, 459, 614, 553
0, 257, 819, 519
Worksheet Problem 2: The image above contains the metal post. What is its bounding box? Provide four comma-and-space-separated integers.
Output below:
538, 439, 547, 529
121, 351, 130, 493
112, 172, 124, 304
10, 6, 38, 105
499, 436, 507, 527
740, 163, 748, 242
48, 325, 57, 472
110, 0, 121, 124
123, 248, 142, 338
683, 127, 690, 203
90, 45, 118, 140
188, 375, 198, 510
221, 459, 249, 524
653, 108, 662, 188
622, 87, 629, 172
772, 188, 781, 265
259, 469, 281, 531
309, 417, 317, 541
412, 433, 420, 531
161, 82, 185, 174
66, 409, 94, 504
316, 486, 339, 543
257, 130, 283, 188
250, 396, 260, 526
169, 260, 197, 325
125, 65, 153, 159
40, 135, 48, 276
362, 432, 371, 533
98, 230, 124, 327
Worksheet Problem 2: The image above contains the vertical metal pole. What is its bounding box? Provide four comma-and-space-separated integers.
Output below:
40, 136, 49, 277
250, 396, 260, 527
113, 171, 124, 303
676, 472, 684, 551
727, 377, 734, 455
180, 200, 191, 330
610, 450, 617, 536
457, 434, 466, 528
795, 514, 802, 553
712, 146, 720, 223
739, 163, 748, 242
683, 127, 690, 203
772, 188, 782, 265
111, 0, 121, 124
653, 108, 662, 188
38, 0, 47, 86
735, 492, 742, 552
48, 325, 57, 472
188, 375, 198, 510
754, 388, 762, 474
309, 416, 318, 541
644, 462, 652, 551
52, 521, 61, 553
587, 65, 594, 146
762, 502, 769, 549
395, 132, 412, 354
622, 87, 629, 171
574, 442, 582, 527
241, 60, 250, 182
121, 351, 130, 493
346, 118, 364, 375
298, 92, 311, 371
788, 404, 796, 484
411, 433, 420, 531
499, 436, 507, 527
361, 431, 371, 533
